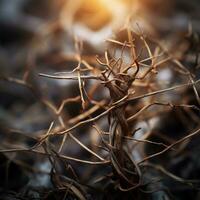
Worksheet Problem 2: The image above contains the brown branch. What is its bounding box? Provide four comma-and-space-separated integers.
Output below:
138, 127, 200, 164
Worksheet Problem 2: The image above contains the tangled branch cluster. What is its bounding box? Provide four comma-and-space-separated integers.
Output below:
1, 26, 200, 199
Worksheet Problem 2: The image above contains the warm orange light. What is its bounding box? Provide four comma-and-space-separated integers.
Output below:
74, 0, 113, 30
61, 0, 136, 31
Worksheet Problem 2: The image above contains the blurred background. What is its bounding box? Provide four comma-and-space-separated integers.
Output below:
0, 0, 200, 199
